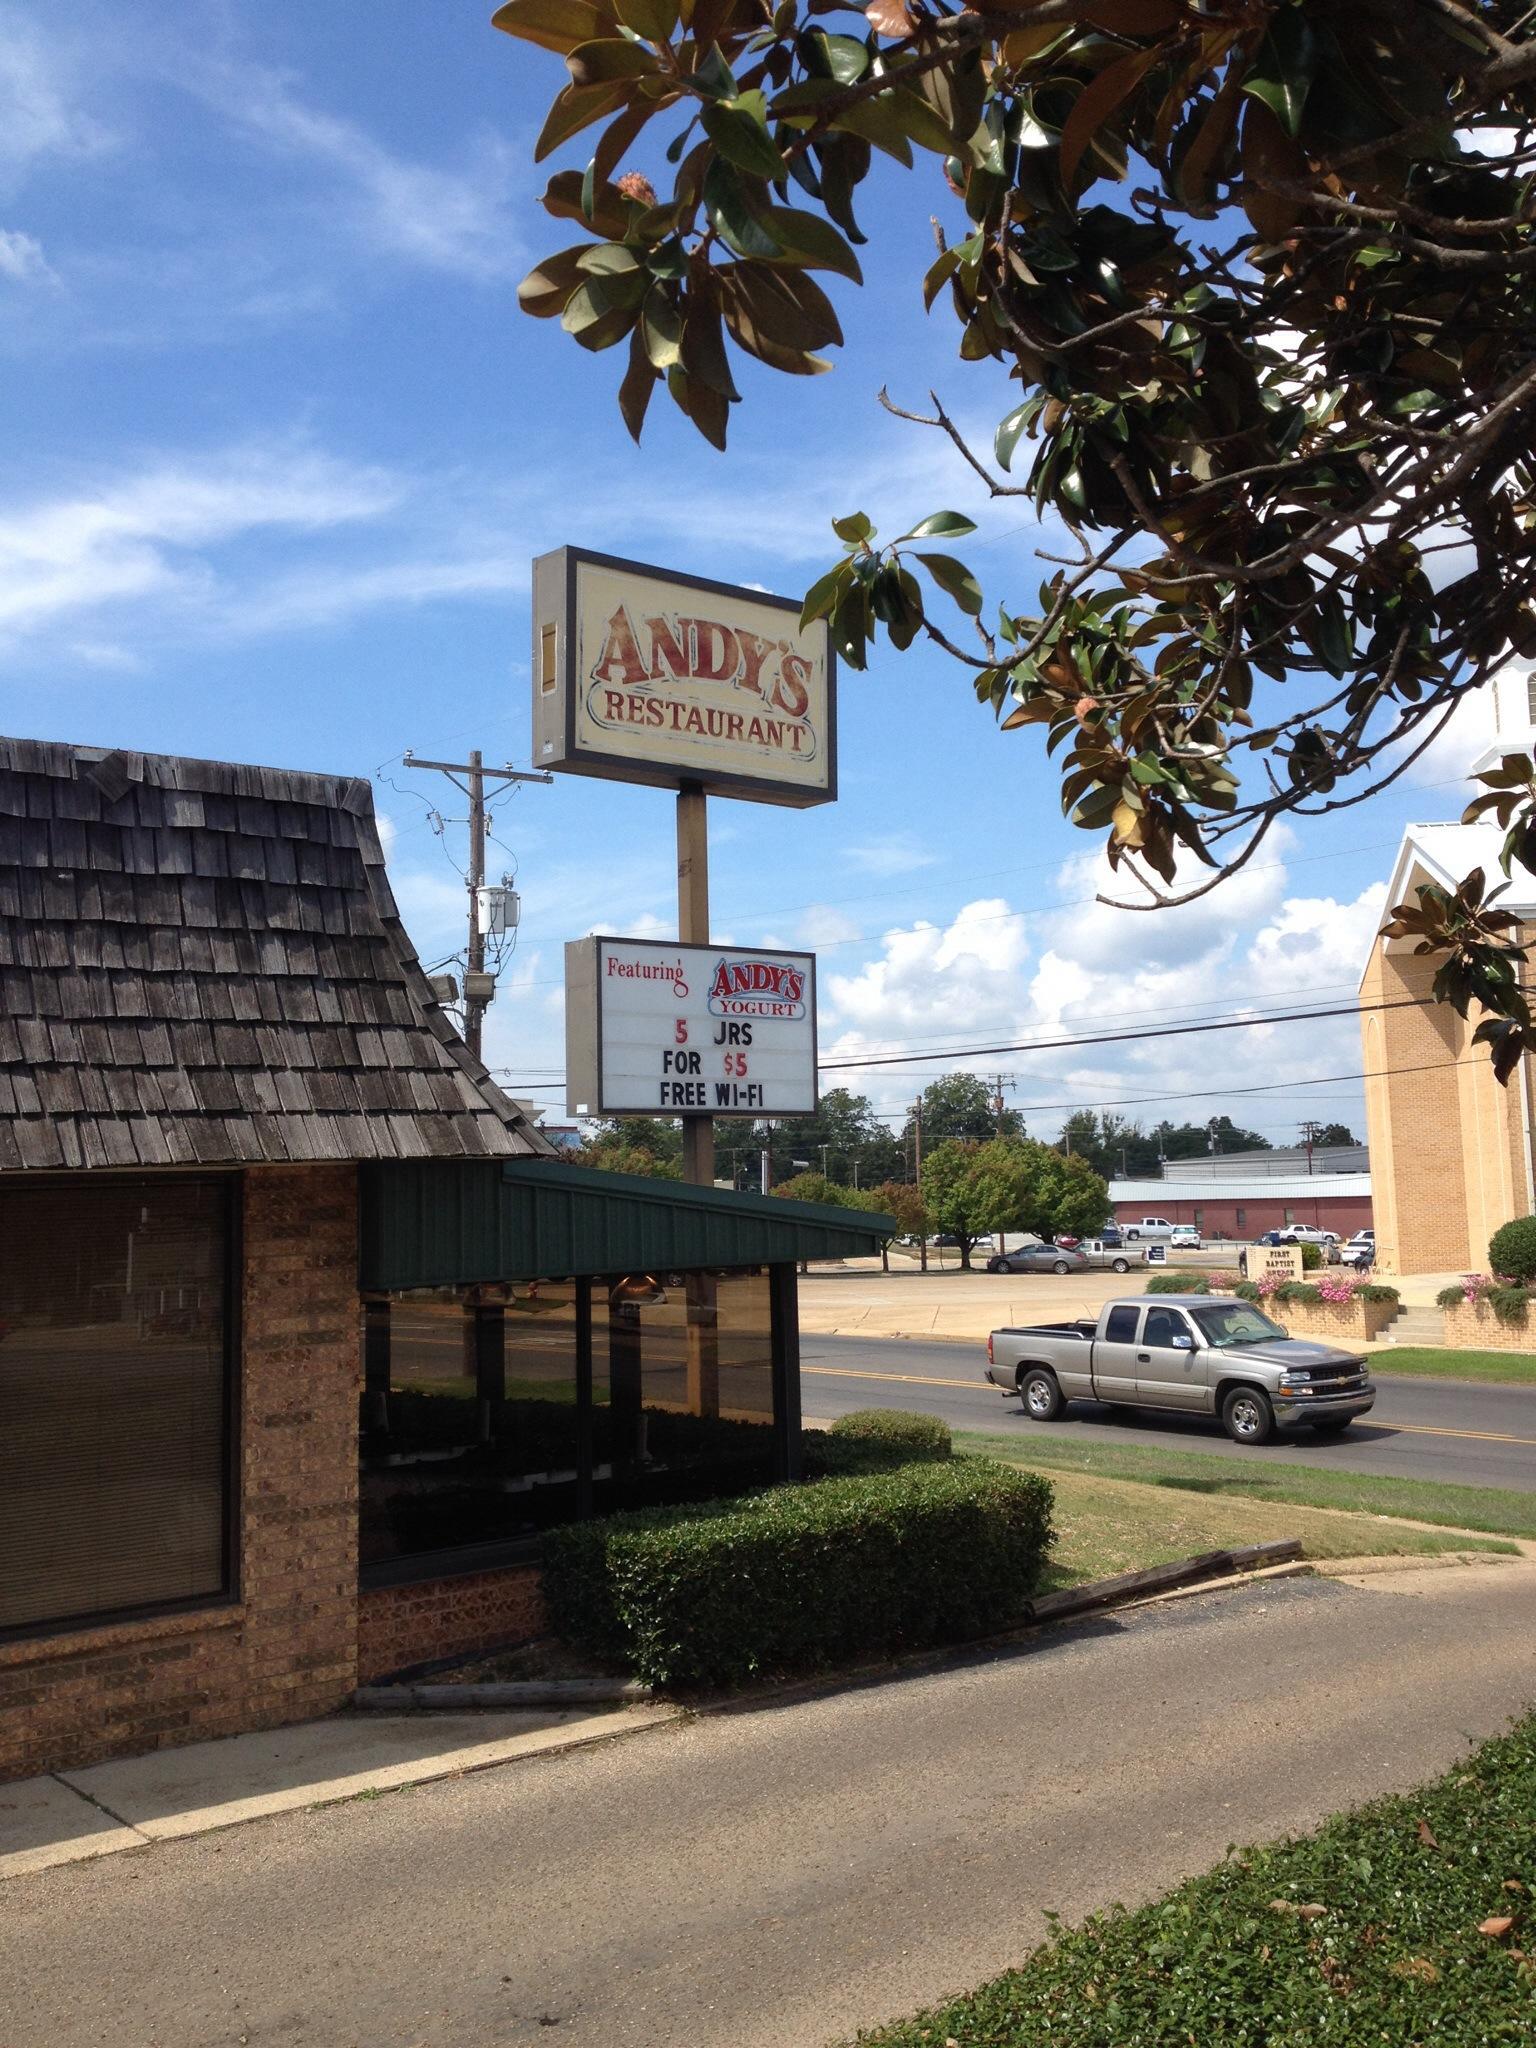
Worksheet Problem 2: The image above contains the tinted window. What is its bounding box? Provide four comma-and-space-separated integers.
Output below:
0, 1179, 231, 1635
1143, 1308, 1189, 1348
1104, 1306, 1139, 1343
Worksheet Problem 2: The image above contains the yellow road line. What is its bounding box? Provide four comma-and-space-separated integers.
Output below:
802, 1363, 991, 1392
1388, 1421, 1536, 1448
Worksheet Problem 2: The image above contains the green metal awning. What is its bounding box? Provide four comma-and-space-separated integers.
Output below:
357, 1158, 894, 1292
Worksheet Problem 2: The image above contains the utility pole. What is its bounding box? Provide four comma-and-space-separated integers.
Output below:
402, 749, 552, 1060
987, 1072, 1013, 1137
913, 1095, 927, 1272
1299, 1119, 1323, 1175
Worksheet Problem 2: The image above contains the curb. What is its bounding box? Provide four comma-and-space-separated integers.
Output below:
353, 1678, 655, 1712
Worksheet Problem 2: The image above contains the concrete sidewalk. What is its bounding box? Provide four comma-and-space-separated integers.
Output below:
0, 1701, 677, 1881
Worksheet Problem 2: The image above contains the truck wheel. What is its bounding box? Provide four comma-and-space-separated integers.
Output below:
1221, 1385, 1274, 1445
1112, 1257, 1129, 1273
1019, 1367, 1065, 1422
1127, 1230, 1140, 1241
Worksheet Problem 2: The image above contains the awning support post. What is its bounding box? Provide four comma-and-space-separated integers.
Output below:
769, 1262, 802, 1483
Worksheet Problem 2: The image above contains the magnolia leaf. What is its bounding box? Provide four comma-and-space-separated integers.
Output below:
535, 81, 631, 162
618, 325, 659, 443
905, 510, 977, 540
758, 205, 863, 281
702, 98, 786, 179
517, 244, 591, 317
613, 0, 679, 37
703, 158, 783, 259
995, 399, 1033, 472
866, 0, 914, 34
492, 0, 606, 56
566, 40, 662, 87
1059, 47, 1160, 190
832, 510, 874, 544
801, 561, 852, 628
915, 552, 983, 617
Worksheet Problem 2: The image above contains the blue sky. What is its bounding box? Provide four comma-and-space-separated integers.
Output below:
0, 1, 1499, 1146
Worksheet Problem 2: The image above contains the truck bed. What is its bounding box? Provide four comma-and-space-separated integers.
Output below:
996, 1319, 1098, 1340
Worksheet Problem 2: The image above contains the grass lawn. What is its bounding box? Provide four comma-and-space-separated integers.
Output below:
1042, 1469, 1513, 1589
961, 1428, 1536, 1541
850, 1712, 1536, 2046
1373, 1345, 1536, 1385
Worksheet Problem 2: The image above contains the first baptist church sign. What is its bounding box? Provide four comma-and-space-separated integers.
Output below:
532, 545, 834, 808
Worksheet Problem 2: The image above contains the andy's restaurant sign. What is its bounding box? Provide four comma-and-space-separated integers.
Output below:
532, 547, 834, 807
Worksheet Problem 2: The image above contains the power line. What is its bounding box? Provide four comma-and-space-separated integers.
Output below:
817, 991, 1428, 1073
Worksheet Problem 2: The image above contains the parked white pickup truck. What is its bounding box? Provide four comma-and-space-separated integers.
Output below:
984, 1294, 1375, 1444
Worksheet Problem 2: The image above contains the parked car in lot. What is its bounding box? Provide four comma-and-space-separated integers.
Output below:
1078, 1237, 1133, 1273
1169, 1225, 1203, 1252
1279, 1225, 1337, 1246
1339, 1232, 1375, 1268
986, 1242, 1090, 1275
1098, 1224, 1124, 1247
984, 1296, 1375, 1443
1122, 1216, 1176, 1242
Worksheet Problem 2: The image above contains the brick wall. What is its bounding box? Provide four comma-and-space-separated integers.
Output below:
1441, 1300, 1536, 1354
357, 1565, 546, 1683
1271, 1296, 1400, 1344
0, 1163, 361, 1783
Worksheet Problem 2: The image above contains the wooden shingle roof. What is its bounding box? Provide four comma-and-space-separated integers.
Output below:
0, 736, 553, 1171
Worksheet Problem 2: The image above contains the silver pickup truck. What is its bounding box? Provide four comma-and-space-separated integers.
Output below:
985, 1294, 1375, 1444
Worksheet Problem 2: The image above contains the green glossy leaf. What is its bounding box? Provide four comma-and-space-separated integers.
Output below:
904, 510, 977, 540
757, 205, 863, 281
703, 158, 783, 259
915, 551, 983, 617
565, 40, 662, 87
613, 0, 678, 38
701, 98, 785, 180
995, 400, 1032, 473
832, 510, 873, 544
689, 44, 739, 100
800, 561, 852, 628
492, 0, 606, 57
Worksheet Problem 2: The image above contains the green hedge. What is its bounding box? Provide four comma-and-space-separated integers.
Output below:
830, 1408, 951, 1457
542, 1457, 1055, 1690
1274, 1280, 1322, 1304
1146, 1271, 1208, 1294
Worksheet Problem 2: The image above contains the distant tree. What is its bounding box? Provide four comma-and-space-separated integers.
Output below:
1314, 1122, 1358, 1148
1153, 1117, 1272, 1161
771, 1171, 859, 1207
863, 1179, 930, 1272
920, 1139, 995, 1271
1035, 1152, 1112, 1240
576, 1136, 682, 1180
904, 1072, 1024, 1152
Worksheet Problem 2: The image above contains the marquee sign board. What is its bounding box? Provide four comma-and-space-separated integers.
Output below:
565, 937, 818, 1118
532, 546, 835, 808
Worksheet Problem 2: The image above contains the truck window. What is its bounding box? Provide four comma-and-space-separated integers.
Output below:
1143, 1307, 1190, 1348
1104, 1305, 1139, 1343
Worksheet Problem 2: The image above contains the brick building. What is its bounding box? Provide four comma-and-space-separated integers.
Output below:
1109, 1174, 1372, 1241
0, 737, 884, 1782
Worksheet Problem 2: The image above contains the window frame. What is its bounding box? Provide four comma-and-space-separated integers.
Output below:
0, 1170, 242, 1646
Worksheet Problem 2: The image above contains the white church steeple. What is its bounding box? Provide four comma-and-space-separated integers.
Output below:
1470, 655, 1536, 781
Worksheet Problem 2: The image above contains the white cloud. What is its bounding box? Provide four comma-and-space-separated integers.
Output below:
0, 13, 111, 182
817, 850, 1388, 1142
0, 228, 57, 286
179, 55, 524, 283
0, 442, 401, 639
843, 833, 939, 876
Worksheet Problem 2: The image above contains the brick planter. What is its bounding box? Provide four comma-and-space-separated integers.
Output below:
1264, 1296, 1400, 1345
1439, 1300, 1536, 1354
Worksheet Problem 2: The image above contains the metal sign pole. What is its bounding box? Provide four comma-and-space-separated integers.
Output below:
677, 782, 719, 1416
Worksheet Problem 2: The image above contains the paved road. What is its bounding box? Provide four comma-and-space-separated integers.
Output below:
5, 1569, 1534, 2048
803, 1334, 1536, 1492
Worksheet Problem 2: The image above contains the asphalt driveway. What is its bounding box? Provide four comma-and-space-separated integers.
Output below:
4, 1566, 1533, 2048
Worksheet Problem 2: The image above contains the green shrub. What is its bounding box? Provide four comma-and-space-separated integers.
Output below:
1356, 1282, 1400, 1305
1146, 1271, 1208, 1294
1436, 1283, 1468, 1309
829, 1408, 951, 1458
1232, 1279, 1261, 1302
542, 1457, 1056, 1690
1487, 1284, 1530, 1327
1274, 1280, 1322, 1305
1299, 1240, 1323, 1270
1489, 1215, 1536, 1284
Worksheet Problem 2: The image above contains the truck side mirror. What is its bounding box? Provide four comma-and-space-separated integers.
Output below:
1172, 1334, 1195, 1351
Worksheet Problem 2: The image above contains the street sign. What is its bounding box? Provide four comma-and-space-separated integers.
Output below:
532, 546, 835, 807
565, 936, 817, 1118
